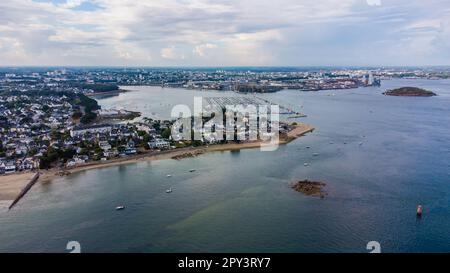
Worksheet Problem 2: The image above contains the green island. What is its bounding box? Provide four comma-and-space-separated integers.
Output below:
383, 87, 437, 97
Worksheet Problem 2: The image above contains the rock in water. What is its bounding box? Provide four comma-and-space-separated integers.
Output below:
291, 180, 327, 198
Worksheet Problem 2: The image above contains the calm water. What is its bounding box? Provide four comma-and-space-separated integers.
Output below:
1, 79, 450, 253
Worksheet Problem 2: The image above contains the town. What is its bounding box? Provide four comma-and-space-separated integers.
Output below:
1, 66, 449, 175
0, 90, 175, 174
1, 67, 449, 96
0, 86, 293, 175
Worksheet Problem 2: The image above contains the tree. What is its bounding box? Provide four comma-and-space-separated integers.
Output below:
80, 111, 97, 124
161, 128, 171, 139
42, 105, 50, 113
143, 133, 151, 143
95, 146, 103, 155
72, 112, 83, 119
192, 140, 203, 147
0, 142, 5, 158
28, 147, 38, 156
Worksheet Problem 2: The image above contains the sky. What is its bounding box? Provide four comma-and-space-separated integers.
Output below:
0, 0, 449, 66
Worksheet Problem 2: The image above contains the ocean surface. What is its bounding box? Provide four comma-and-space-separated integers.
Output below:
1, 79, 449, 253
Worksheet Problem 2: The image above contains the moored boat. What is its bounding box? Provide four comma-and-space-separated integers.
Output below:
417, 205, 423, 217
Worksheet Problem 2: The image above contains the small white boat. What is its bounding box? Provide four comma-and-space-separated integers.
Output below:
166, 188, 173, 193
417, 205, 423, 217
115, 206, 125, 211
304, 163, 309, 167
166, 174, 172, 177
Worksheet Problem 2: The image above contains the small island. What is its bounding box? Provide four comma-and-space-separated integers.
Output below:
291, 180, 327, 198
383, 87, 437, 97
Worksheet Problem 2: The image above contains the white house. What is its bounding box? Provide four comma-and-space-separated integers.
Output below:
148, 139, 170, 149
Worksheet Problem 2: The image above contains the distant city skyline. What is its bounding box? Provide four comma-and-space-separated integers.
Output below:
1, 0, 450, 66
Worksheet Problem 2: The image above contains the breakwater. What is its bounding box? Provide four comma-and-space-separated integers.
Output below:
8, 172, 40, 210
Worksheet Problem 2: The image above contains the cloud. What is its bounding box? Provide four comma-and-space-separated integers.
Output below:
161, 46, 184, 60
193, 43, 217, 57
58, 0, 87, 9
366, 0, 381, 6
0, 0, 449, 65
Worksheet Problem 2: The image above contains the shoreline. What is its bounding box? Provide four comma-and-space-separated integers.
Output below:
1, 123, 314, 201
0, 172, 36, 202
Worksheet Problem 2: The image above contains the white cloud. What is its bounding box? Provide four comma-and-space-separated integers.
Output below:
366, 0, 381, 7
59, 0, 87, 9
0, 0, 449, 65
161, 46, 184, 60
193, 43, 217, 57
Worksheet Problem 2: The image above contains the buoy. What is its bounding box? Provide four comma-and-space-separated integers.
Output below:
416, 205, 423, 217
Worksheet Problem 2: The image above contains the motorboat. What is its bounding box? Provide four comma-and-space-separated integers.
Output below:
417, 205, 423, 217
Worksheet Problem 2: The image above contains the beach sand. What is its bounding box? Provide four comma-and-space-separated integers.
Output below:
1, 123, 315, 201
0, 172, 36, 201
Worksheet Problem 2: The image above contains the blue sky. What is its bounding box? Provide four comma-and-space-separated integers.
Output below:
0, 0, 449, 66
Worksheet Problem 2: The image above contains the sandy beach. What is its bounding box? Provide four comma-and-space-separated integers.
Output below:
1, 123, 314, 202
0, 172, 36, 202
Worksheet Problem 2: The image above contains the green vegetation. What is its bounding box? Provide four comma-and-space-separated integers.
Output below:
0, 142, 5, 157
70, 93, 99, 124
383, 87, 437, 97
72, 111, 83, 119
75, 93, 100, 112
80, 111, 97, 124
161, 128, 171, 139
76, 83, 119, 93
39, 147, 76, 169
